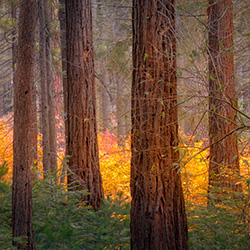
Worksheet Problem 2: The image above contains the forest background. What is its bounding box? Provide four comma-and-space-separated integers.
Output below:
0, 0, 250, 249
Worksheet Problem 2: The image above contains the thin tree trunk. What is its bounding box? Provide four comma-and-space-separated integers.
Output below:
11, 3, 17, 113
116, 76, 125, 146
101, 73, 111, 132
59, 0, 67, 184
208, 0, 241, 194
12, 0, 37, 249
130, 1, 188, 249
45, 0, 57, 174
38, 0, 51, 174
65, 0, 104, 210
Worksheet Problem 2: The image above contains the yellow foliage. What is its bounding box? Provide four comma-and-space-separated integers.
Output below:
98, 131, 131, 199
0, 116, 13, 182
0, 116, 249, 205
180, 134, 209, 205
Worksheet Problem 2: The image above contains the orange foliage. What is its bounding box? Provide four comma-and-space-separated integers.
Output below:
180, 134, 209, 205
0, 116, 249, 204
0, 116, 13, 182
98, 130, 131, 199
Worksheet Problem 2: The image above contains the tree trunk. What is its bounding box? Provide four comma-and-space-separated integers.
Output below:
116, 76, 125, 146
11, 2, 17, 114
65, 0, 104, 210
208, 0, 240, 194
100, 73, 111, 132
38, 0, 51, 174
59, 0, 67, 184
45, 0, 57, 174
12, 0, 37, 249
130, 1, 188, 249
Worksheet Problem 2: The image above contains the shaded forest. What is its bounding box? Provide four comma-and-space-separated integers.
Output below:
0, 0, 249, 249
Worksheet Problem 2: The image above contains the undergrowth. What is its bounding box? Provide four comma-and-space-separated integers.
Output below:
0, 163, 249, 249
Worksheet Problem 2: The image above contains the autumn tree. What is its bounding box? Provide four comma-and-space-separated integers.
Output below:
65, 0, 103, 210
12, 0, 37, 248
207, 0, 240, 193
130, 0, 188, 249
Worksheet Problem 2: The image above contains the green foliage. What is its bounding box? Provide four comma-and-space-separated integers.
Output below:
0, 164, 130, 250
82, 193, 130, 250
0, 162, 17, 250
32, 181, 129, 249
32, 177, 130, 250
1, 163, 249, 249
187, 179, 250, 250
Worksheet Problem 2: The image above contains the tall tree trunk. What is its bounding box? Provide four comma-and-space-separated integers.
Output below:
208, 0, 240, 194
65, 0, 104, 210
116, 76, 125, 146
130, 1, 188, 249
12, 0, 37, 249
125, 94, 131, 135
45, 0, 57, 174
11, 2, 17, 114
100, 73, 111, 132
59, 0, 67, 184
38, 0, 51, 174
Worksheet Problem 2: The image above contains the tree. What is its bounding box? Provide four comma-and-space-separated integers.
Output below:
93, 0, 132, 135
207, 0, 240, 194
130, 1, 188, 249
38, 0, 57, 176
45, 0, 57, 174
12, 0, 37, 248
11, 1, 17, 114
0, 2, 15, 118
65, 0, 104, 210
58, 0, 67, 184
38, 0, 51, 174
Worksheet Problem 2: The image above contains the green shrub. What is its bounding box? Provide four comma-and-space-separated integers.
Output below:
187, 177, 250, 249
2, 163, 249, 250
0, 162, 17, 250
32, 177, 130, 250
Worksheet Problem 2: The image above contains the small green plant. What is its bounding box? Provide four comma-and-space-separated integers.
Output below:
187, 176, 250, 250
32, 176, 130, 250
0, 162, 17, 250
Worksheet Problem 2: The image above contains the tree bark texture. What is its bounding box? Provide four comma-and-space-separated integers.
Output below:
59, 0, 67, 184
100, 77, 111, 132
131, 1, 188, 249
11, 2, 17, 114
65, 0, 104, 210
38, 0, 51, 174
208, 0, 240, 193
116, 76, 126, 146
45, 0, 58, 174
12, 0, 37, 249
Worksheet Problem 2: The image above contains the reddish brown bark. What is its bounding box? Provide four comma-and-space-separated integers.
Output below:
59, 0, 67, 184
12, 0, 37, 249
45, 0, 57, 174
208, 0, 240, 193
131, 1, 188, 249
65, 0, 104, 210
38, 0, 51, 174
